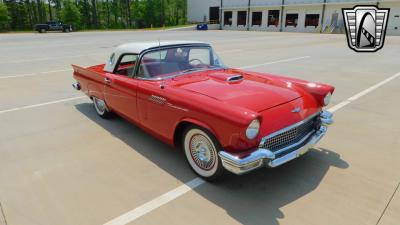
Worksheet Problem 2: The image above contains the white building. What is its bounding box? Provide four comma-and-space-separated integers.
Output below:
187, 0, 400, 35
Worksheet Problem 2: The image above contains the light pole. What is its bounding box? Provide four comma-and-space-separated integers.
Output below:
247, 0, 251, 31
279, 0, 285, 32
220, 0, 223, 29
320, 0, 327, 33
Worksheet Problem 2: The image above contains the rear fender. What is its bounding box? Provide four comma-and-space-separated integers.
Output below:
72, 64, 105, 100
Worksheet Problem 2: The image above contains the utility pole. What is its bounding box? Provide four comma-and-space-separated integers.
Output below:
220, 0, 223, 30
320, 0, 327, 33
247, 0, 251, 31
279, 0, 285, 32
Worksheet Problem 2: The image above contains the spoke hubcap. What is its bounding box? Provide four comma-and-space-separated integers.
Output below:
95, 98, 106, 113
190, 134, 216, 170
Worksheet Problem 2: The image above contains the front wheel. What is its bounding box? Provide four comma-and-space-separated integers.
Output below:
183, 126, 225, 181
93, 97, 113, 118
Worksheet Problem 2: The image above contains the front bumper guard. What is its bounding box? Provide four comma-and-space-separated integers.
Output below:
218, 111, 333, 175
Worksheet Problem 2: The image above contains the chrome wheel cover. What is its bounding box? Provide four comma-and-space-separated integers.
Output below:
184, 129, 219, 177
189, 134, 216, 170
94, 97, 107, 115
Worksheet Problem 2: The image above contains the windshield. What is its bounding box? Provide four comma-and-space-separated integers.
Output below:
137, 46, 225, 80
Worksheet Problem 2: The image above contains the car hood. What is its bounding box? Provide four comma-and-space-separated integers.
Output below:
172, 70, 302, 112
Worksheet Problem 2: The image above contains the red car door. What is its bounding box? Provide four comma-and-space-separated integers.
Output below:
104, 54, 139, 123
104, 73, 139, 123
135, 48, 184, 142
136, 80, 172, 141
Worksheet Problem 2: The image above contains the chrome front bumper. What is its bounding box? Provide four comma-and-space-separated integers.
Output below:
218, 111, 333, 175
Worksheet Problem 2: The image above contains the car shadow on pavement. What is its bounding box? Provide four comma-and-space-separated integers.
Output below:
75, 103, 349, 225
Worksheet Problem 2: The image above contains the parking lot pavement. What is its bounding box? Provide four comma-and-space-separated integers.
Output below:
0, 30, 399, 225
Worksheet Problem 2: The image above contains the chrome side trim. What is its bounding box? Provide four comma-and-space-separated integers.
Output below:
148, 95, 166, 105
166, 103, 189, 112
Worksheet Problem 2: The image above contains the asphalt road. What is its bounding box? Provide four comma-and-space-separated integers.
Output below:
0, 30, 399, 225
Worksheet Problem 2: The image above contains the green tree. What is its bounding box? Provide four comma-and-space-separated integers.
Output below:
5, 0, 30, 30
0, 2, 10, 31
1, 0, 188, 31
60, 0, 81, 29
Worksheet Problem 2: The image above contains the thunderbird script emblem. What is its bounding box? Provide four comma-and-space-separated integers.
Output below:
343, 5, 390, 52
292, 107, 301, 113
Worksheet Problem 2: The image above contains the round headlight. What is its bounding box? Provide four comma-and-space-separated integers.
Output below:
324, 92, 332, 106
246, 119, 260, 140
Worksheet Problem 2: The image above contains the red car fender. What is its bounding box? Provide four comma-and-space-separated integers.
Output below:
175, 117, 221, 142
239, 69, 335, 107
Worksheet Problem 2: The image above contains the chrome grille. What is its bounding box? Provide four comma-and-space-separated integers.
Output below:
261, 116, 319, 152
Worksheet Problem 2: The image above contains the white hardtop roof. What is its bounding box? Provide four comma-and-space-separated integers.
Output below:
104, 40, 210, 72
116, 40, 210, 54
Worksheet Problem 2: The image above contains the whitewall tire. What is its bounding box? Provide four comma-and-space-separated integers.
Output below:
93, 97, 113, 118
183, 126, 225, 181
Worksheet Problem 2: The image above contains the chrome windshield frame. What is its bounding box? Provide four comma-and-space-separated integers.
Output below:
131, 44, 226, 81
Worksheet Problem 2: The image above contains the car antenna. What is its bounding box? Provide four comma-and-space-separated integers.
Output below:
158, 38, 165, 89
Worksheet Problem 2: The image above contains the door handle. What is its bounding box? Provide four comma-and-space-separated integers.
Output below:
104, 77, 112, 85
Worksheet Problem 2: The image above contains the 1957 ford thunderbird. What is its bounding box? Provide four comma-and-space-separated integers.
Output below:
72, 41, 334, 181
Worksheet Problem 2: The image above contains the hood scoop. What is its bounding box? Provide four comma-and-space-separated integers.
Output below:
208, 72, 244, 83
226, 75, 244, 82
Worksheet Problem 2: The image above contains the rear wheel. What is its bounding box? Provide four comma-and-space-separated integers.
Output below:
93, 97, 113, 118
39, 28, 46, 33
183, 126, 225, 181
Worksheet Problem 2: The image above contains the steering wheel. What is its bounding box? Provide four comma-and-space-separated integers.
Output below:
189, 58, 204, 66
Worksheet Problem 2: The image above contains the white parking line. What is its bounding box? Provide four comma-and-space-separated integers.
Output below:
328, 72, 400, 113
238, 56, 310, 69
101, 71, 400, 225
0, 96, 86, 114
0, 69, 72, 79
103, 178, 205, 225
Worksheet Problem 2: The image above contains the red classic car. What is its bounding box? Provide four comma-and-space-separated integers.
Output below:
72, 41, 334, 181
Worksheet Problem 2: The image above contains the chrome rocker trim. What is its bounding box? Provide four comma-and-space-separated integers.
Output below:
218, 111, 333, 175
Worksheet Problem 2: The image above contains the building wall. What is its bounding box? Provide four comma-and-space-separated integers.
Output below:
282, 5, 323, 33
381, 1, 400, 35
187, 0, 221, 23
249, 7, 282, 32
188, 0, 400, 35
